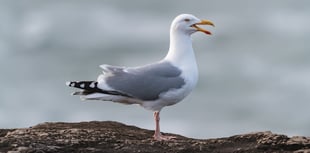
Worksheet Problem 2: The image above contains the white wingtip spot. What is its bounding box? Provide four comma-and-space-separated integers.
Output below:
90, 82, 95, 88
80, 83, 85, 88
66, 81, 71, 86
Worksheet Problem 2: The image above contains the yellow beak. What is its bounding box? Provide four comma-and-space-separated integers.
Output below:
191, 19, 215, 35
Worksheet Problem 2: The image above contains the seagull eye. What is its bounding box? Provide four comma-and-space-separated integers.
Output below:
184, 18, 190, 22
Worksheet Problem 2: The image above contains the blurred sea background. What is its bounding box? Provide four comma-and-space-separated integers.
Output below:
0, 0, 309, 138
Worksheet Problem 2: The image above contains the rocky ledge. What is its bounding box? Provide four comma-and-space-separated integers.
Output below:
0, 121, 309, 153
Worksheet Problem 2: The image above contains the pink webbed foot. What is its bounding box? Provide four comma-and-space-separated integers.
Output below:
153, 133, 176, 141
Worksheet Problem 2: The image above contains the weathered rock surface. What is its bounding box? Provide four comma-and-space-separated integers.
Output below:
0, 121, 309, 153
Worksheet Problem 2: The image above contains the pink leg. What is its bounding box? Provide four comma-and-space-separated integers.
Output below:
153, 111, 176, 141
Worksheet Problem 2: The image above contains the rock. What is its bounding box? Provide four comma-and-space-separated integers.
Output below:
0, 121, 309, 153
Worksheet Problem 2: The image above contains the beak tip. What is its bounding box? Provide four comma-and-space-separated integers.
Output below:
205, 31, 212, 35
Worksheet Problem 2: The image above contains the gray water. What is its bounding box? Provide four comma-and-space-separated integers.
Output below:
1, 0, 310, 138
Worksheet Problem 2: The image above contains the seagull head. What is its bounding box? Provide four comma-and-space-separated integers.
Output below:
171, 14, 214, 35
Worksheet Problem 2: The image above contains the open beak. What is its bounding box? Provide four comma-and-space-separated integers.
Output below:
191, 19, 215, 35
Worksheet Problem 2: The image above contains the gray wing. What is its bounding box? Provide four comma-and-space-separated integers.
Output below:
100, 61, 185, 101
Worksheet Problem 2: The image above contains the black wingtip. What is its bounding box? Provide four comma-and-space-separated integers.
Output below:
66, 81, 72, 86
66, 81, 98, 90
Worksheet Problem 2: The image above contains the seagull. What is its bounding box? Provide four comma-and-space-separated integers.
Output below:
66, 14, 214, 141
